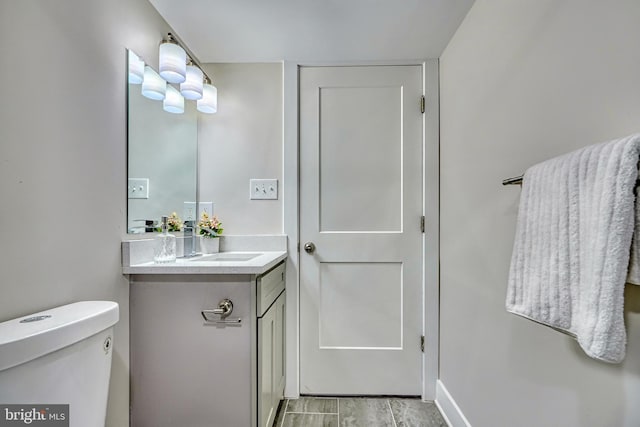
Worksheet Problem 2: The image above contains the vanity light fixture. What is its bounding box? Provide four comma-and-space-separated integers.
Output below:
134, 33, 217, 113
163, 85, 185, 114
141, 66, 166, 100
180, 63, 204, 100
128, 50, 144, 84
159, 33, 187, 84
197, 80, 217, 114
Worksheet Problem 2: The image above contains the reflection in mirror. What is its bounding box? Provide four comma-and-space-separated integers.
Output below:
127, 49, 198, 233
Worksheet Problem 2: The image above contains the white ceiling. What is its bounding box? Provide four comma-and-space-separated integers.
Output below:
148, 0, 475, 63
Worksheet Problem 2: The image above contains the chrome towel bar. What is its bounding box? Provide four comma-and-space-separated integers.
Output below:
503, 174, 640, 188
502, 175, 523, 186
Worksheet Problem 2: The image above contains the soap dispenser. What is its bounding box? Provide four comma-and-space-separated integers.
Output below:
154, 215, 176, 263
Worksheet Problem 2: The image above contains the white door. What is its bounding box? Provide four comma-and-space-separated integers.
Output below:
299, 65, 423, 395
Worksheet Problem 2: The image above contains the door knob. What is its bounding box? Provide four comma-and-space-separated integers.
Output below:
304, 242, 316, 254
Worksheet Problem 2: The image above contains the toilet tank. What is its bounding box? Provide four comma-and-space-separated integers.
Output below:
0, 301, 119, 427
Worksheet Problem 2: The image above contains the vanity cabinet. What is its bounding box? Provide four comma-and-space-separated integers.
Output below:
257, 262, 286, 427
130, 261, 285, 427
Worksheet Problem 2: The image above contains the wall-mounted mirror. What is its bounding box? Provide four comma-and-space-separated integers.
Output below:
127, 49, 198, 233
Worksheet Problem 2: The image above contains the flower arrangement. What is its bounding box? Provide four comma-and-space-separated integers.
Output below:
198, 212, 223, 238
167, 212, 183, 232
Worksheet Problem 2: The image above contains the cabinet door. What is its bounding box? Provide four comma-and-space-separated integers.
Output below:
274, 292, 286, 403
258, 304, 276, 427
130, 277, 252, 427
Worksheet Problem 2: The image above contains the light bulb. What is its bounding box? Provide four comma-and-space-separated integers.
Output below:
141, 66, 166, 100
180, 65, 203, 100
163, 85, 184, 114
159, 42, 186, 84
197, 84, 217, 114
128, 50, 144, 84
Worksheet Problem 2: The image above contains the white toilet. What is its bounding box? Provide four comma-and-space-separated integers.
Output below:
0, 301, 119, 427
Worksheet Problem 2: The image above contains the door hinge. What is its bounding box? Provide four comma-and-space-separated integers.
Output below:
420, 95, 425, 114
297, 242, 300, 253
420, 216, 425, 233
420, 335, 425, 352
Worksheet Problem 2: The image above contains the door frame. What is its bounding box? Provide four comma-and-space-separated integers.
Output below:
282, 59, 440, 400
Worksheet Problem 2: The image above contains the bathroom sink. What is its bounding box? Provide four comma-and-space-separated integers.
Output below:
186, 253, 261, 262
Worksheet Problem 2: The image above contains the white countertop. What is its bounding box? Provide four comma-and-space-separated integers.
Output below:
122, 251, 287, 275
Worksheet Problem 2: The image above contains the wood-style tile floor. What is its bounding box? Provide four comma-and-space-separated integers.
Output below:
273, 396, 447, 427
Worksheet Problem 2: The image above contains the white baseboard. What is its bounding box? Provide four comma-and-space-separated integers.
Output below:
435, 380, 472, 427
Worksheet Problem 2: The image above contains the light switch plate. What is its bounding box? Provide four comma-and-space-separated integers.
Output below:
128, 178, 149, 199
250, 179, 278, 200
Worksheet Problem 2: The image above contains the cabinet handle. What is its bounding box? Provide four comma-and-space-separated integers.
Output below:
212, 299, 234, 316
202, 299, 242, 324
201, 311, 242, 324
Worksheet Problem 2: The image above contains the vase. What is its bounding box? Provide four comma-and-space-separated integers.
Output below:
200, 236, 220, 254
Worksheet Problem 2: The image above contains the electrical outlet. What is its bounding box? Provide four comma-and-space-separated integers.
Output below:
183, 202, 196, 221
128, 178, 149, 199
250, 179, 278, 200
184, 202, 214, 221
198, 202, 214, 218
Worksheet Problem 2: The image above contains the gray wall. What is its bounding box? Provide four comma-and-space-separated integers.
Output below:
198, 63, 283, 235
0, 1, 174, 426
440, 1, 640, 426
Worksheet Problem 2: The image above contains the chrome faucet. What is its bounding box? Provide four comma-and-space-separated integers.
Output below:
183, 220, 197, 257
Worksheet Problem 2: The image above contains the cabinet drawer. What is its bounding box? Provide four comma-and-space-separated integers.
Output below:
257, 262, 285, 317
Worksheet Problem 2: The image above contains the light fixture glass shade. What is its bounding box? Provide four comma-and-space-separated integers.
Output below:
180, 65, 204, 100
197, 84, 217, 114
163, 85, 184, 114
141, 66, 166, 100
128, 50, 144, 84
159, 42, 186, 83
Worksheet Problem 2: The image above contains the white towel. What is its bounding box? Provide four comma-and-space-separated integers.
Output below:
506, 134, 640, 363
628, 197, 640, 284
